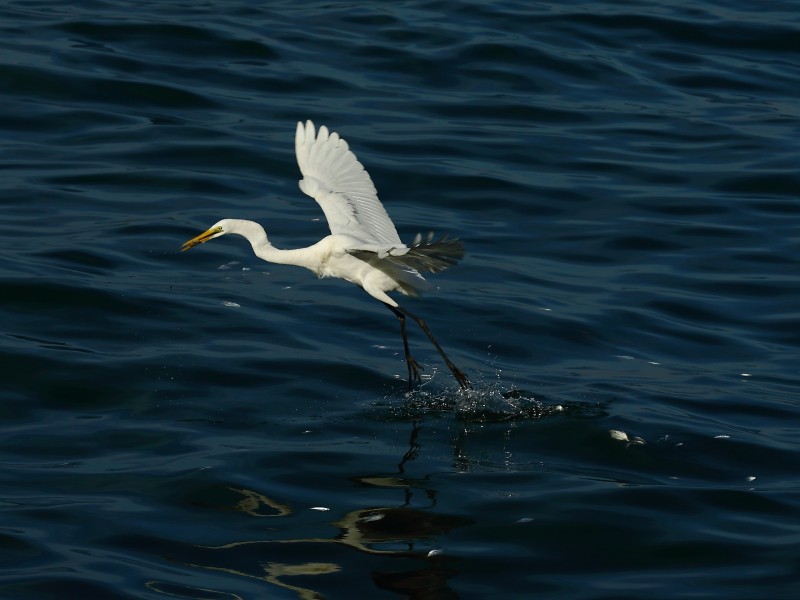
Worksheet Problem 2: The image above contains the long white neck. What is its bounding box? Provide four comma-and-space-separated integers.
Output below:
223, 219, 317, 270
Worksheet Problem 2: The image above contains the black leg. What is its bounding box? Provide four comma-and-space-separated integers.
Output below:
386, 303, 471, 391
386, 303, 423, 390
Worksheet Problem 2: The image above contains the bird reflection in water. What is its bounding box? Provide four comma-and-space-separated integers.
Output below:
163, 423, 470, 599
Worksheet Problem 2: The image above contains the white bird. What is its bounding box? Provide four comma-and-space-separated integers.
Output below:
181, 120, 470, 390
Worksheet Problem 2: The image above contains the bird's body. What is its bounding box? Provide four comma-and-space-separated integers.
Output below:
211, 220, 460, 306
182, 120, 470, 390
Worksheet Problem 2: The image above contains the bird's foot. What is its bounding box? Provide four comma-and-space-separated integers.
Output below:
406, 355, 424, 390
450, 365, 472, 391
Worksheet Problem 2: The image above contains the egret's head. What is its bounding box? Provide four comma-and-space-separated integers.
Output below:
180, 220, 228, 252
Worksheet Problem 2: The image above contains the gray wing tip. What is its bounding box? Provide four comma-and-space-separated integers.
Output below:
412, 232, 464, 252
405, 233, 465, 272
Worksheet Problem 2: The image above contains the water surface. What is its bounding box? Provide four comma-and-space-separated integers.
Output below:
1, 1, 799, 598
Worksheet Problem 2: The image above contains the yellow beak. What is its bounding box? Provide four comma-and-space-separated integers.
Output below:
181, 227, 220, 252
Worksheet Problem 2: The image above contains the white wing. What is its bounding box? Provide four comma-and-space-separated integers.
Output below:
295, 120, 403, 247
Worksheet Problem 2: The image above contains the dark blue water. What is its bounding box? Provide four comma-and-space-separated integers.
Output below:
2, 1, 799, 598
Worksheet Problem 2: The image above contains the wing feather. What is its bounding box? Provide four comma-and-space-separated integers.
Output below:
348, 234, 464, 274
295, 120, 402, 246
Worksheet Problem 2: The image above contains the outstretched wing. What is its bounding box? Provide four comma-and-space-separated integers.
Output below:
295, 120, 402, 246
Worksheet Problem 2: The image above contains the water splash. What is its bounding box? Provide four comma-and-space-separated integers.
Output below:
385, 374, 606, 423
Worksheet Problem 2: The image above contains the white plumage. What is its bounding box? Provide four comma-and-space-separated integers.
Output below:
295, 120, 402, 248
182, 120, 470, 390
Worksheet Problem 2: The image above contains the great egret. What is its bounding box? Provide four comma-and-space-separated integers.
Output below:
181, 120, 470, 390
